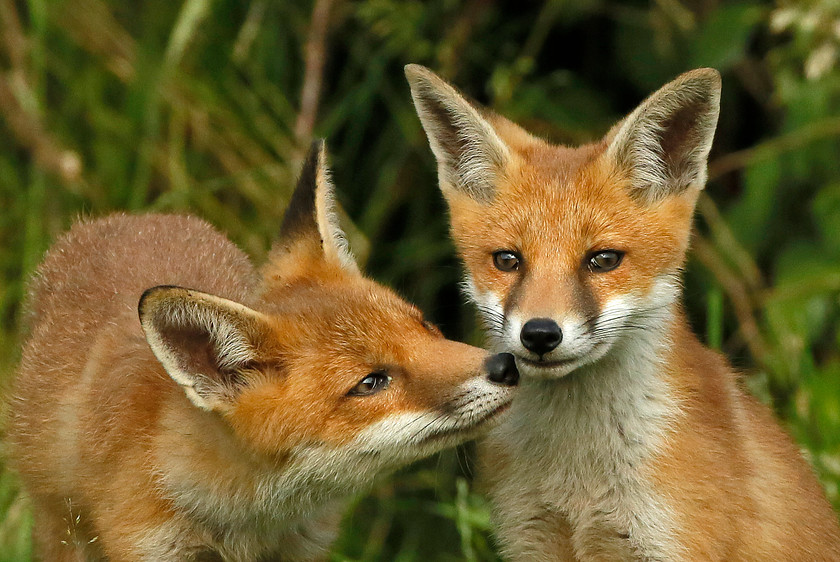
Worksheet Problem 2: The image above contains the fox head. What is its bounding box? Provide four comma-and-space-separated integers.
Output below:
406, 65, 720, 379
138, 141, 518, 485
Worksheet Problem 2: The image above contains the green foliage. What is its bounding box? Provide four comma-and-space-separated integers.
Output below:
1, 0, 839, 559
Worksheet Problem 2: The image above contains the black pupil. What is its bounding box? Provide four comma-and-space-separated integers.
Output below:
592, 251, 619, 270
597, 254, 614, 266
350, 372, 389, 396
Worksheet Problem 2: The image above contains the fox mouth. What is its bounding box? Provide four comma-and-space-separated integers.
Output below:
513, 342, 609, 373
516, 355, 576, 369
419, 400, 512, 444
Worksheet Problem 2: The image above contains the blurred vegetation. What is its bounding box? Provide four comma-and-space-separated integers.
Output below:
0, 0, 839, 559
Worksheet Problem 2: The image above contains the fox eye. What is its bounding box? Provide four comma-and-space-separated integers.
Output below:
493, 250, 521, 272
348, 372, 391, 397
587, 250, 624, 273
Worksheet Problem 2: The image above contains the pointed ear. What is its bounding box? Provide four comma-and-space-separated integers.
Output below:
605, 68, 721, 204
405, 64, 511, 203
275, 139, 359, 273
139, 286, 272, 412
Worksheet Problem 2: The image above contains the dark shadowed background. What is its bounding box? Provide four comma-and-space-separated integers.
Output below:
1, 0, 839, 559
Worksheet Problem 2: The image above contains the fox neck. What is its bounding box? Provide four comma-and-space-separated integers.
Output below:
503, 296, 680, 460
486, 297, 687, 557
151, 398, 386, 534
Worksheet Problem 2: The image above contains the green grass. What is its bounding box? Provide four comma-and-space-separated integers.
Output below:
2, 0, 840, 559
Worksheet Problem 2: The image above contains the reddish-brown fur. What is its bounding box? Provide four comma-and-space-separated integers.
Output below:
8, 142, 518, 560
406, 65, 840, 560
446, 149, 695, 317
11, 213, 257, 560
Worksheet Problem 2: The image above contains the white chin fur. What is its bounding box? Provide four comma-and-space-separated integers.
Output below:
514, 342, 613, 379
350, 375, 515, 460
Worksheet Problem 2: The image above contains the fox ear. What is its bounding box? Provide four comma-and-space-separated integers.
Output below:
405, 64, 511, 203
605, 68, 721, 204
275, 139, 359, 273
139, 286, 272, 412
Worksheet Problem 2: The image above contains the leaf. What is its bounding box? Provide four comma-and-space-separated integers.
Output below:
690, 3, 764, 69
724, 158, 781, 254
812, 183, 840, 254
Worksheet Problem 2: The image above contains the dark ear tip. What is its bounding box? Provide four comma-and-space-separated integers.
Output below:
306, 139, 326, 164
302, 138, 329, 186
278, 140, 327, 241
138, 285, 183, 318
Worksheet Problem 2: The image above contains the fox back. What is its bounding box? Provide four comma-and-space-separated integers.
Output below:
8, 141, 518, 561
406, 65, 840, 560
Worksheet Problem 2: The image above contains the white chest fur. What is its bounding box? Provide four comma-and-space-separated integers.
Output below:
483, 327, 684, 560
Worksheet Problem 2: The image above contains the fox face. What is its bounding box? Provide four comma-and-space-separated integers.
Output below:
139, 141, 519, 489
406, 66, 720, 378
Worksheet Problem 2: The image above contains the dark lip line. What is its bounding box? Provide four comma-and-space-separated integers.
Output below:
516, 355, 576, 368
420, 400, 512, 444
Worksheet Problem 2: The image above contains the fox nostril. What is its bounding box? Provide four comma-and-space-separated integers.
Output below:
485, 352, 519, 386
520, 318, 562, 355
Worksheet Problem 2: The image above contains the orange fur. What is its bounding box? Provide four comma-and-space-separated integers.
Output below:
8, 142, 518, 561
407, 65, 840, 560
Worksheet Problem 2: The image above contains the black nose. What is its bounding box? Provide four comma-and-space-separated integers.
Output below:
485, 353, 519, 386
520, 318, 562, 355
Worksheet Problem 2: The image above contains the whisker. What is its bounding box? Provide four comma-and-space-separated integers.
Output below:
410, 410, 452, 441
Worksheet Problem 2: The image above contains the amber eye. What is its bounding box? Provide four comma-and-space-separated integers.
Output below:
348, 372, 391, 397
587, 250, 624, 272
493, 250, 521, 272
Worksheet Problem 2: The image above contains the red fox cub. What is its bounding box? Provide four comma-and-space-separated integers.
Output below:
8, 140, 519, 561
406, 65, 840, 560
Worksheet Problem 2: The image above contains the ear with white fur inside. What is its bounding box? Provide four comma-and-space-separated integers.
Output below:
405, 64, 511, 203
138, 285, 272, 412
605, 68, 721, 204
275, 139, 359, 273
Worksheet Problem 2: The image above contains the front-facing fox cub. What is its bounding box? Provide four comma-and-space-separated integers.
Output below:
8, 140, 519, 561
406, 65, 840, 559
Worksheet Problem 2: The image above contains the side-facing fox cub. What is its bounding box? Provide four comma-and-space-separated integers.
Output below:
406, 65, 840, 559
8, 140, 519, 561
